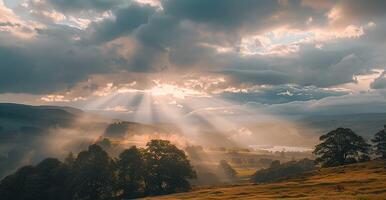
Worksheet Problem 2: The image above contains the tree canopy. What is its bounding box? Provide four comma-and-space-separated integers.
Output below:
116, 146, 145, 199
314, 128, 370, 167
144, 140, 196, 195
371, 125, 386, 159
70, 144, 115, 200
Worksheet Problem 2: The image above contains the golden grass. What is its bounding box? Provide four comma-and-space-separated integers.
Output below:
142, 160, 386, 200
235, 168, 259, 177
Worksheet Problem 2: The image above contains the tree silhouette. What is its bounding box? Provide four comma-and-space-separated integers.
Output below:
70, 144, 115, 200
144, 140, 196, 195
0, 158, 71, 200
371, 125, 386, 159
314, 128, 370, 167
0, 140, 196, 199
116, 146, 145, 199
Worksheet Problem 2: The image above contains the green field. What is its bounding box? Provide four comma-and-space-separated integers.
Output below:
143, 160, 386, 200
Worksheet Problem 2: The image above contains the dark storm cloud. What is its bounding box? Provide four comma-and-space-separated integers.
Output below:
85, 3, 156, 43
208, 42, 371, 88
0, 37, 108, 94
161, 0, 328, 33
162, 0, 279, 30
131, 14, 219, 71
292, 45, 369, 87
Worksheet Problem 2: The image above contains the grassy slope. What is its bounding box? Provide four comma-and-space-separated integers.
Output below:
143, 161, 386, 200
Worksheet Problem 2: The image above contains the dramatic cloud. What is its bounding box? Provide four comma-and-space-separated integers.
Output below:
43, 0, 123, 13
0, 37, 109, 93
0, 0, 386, 118
85, 3, 156, 43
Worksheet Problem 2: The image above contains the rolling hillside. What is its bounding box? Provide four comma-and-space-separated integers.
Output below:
143, 160, 386, 200
0, 103, 174, 178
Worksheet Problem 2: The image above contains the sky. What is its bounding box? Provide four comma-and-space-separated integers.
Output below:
1, 0, 386, 123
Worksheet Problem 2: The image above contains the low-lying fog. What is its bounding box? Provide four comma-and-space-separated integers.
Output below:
0, 103, 318, 185
5, 99, 384, 184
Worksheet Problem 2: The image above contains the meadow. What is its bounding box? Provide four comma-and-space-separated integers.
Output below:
143, 160, 386, 200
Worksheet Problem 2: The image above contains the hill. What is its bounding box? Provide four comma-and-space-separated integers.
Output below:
143, 160, 386, 200
0, 103, 174, 178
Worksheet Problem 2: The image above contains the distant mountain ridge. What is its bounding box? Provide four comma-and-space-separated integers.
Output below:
299, 113, 386, 139
0, 103, 79, 130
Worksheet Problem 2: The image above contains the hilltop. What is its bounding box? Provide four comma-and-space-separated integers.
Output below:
143, 160, 386, 200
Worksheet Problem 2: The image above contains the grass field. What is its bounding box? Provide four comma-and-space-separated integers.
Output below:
143, 160, 386, 200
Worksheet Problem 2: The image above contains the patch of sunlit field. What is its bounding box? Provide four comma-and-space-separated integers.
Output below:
143, 160, 386, 200
234, 168, 259, 182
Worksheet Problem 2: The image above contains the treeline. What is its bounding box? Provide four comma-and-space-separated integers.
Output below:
251, 158, 315, 183
314, 126, 386, 167
0, 140, 196, 200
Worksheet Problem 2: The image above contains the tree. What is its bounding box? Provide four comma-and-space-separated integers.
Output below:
371, 125, 386, 159
314, 128, 370, 167
0, 158, 71, 200
116, 146, 145, 199
70, 144, 115, 200
218, 160, 237, 180
144, 140, 196, 195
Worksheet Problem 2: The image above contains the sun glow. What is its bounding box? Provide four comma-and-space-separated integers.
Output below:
38, 77, 315, 148
146, 81, 209, 99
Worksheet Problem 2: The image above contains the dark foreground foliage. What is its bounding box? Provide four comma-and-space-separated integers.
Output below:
251, 159, 315, 183
0, 139, 196, 200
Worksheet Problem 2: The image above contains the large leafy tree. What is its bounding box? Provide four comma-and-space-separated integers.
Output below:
116, 146, 145, 199
371, 125, 386, 159
144, 140, 196, 195
314, 128, 370, 167
70, 144, 115, 200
